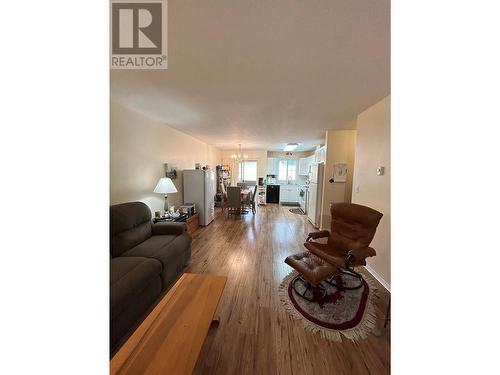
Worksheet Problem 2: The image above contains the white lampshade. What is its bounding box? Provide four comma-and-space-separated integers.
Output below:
153, 177, 178, 194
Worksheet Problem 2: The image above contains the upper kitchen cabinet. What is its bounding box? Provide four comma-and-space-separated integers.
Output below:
298, 157, 310, 175
298, 154, 316, 175
267, 157, 279, 175
308, 154, 315, 166
314, 146, 326, 163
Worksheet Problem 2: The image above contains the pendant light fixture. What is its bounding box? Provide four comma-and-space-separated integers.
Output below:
230, 144, 248, 162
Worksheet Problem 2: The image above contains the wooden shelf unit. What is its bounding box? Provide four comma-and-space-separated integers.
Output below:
215, 165, 232, 206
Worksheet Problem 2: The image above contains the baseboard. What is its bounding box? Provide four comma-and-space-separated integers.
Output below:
363, 265, 390, 292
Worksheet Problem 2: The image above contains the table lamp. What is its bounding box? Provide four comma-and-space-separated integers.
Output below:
153, 177, 178, 214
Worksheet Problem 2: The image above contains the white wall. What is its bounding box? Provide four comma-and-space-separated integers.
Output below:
110, 102, 222, 214
352, 96, 391, 286
320, 129, 357, 229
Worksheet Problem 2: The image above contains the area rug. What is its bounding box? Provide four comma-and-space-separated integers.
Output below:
279, 270, 378, 342
289, 208, 305, 215
281, 202, 300, 207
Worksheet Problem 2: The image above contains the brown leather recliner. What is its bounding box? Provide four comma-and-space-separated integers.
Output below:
305, 202, 383, 290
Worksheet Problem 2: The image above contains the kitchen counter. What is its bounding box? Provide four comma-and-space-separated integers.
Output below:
263, 182, 308, 205
279, 184, 300, 203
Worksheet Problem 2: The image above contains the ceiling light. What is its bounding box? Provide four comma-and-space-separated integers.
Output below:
231, 144, 248, 161
283, 143, 298, 152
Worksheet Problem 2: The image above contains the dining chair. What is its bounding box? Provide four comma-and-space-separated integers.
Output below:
241, 185, 252, 212
220, 181, 228, 213
226, 186, 242, 217
250, 184, 258, 214
241, 185, 257, 214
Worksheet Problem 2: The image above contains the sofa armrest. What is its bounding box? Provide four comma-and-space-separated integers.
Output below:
151, 222, 187, 236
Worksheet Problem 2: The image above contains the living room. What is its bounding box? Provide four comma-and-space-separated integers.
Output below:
3, 1, 499, 375
108, 0, 392, 367
110, 97, 391, 374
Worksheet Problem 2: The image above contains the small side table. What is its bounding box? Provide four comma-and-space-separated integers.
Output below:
152, 213, 188, 224
152, 213, 199, 235
185, 213, 199, 235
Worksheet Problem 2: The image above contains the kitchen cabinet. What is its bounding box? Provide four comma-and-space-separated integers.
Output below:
267, 158, 279, 175
315, 146, 326, 163
298, 157, 309, 175
298, 155, 315, 176
280, 185, 299, 203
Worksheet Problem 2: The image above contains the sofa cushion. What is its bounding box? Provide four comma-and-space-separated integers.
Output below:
110, 202, 153, 257
111, 222, 152, 258
121, 234, 192, 289
111, 276, 161, 353
110, 256, 162, 320
151, 221, 187, 236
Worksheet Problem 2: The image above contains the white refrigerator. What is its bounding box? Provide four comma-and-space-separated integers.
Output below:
307, 162, 324, 228
183, 169, 215, 226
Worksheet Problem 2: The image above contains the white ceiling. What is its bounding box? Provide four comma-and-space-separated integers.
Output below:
111, 0, 390, 151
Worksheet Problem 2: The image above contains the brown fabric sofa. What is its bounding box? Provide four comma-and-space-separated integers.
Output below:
110, 201, 192, 352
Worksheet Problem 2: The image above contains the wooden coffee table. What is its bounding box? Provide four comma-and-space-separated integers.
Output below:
110, 273, 227, 374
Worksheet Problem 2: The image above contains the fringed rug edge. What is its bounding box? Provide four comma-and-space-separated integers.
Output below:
278, 269, 379, 342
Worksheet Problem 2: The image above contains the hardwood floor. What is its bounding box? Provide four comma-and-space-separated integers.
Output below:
187, 204, 390, 375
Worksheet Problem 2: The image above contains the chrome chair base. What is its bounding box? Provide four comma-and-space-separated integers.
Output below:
325, 268, 364, 290
291, 275, 327, 302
